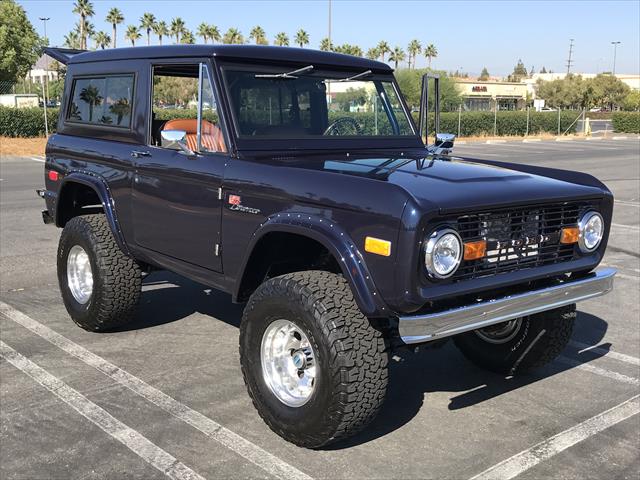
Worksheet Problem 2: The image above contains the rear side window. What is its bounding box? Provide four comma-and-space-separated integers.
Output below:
67, 75, 134, 128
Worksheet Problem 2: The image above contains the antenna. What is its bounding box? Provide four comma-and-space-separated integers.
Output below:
566, 39, 574, 74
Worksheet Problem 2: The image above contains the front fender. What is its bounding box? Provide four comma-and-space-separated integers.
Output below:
57, 171, 130, 255
235, 212, 390, 317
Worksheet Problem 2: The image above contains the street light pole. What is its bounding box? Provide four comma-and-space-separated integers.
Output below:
39, 16, 51, 137
611, 41, 621, 75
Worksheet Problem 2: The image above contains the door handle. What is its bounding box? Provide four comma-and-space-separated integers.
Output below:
131, 150, 151, 158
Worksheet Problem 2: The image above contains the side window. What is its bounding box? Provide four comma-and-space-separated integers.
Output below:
150, 63, 226, 153
67, 75, 134, 127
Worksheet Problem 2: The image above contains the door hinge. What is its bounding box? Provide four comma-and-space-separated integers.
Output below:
214, 243, 220, 256
218, 187, 223, 200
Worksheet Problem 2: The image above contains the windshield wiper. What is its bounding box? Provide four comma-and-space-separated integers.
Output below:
255, 65, 314, 79
334, 69, 373, 82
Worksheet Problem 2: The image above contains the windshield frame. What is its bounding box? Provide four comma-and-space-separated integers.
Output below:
217, 61, 423, 151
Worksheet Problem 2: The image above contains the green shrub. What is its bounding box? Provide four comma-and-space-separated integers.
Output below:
612, 112, 640, 133
0, 106, 59, 137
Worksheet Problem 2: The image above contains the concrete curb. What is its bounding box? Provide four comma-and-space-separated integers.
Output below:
585, 137, 603, 140
522, 139, 542, 143
612, 136, 628, 140
555, 137, 573, 142
485, 139, 506, 144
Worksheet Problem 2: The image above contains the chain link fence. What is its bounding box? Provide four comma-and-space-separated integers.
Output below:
0, 80, 57, 138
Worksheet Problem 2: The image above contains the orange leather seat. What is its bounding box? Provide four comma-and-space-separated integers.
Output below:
162, 118, 226, 153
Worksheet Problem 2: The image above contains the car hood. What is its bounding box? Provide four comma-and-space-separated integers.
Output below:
311, 153, 606, 212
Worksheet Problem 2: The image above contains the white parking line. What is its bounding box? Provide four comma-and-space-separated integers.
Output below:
615, 200, 640, 208
569, 340, 640, 367
29, 156, 45, 163
0, 340, 205, 480
556, 356, 639, 386
0, 302, 312, 480
611, 223, 640, 232
469, 395, 640, 480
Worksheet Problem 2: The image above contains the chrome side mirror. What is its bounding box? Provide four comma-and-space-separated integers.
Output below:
435, 133, 455, 151
161, 130, 194, 155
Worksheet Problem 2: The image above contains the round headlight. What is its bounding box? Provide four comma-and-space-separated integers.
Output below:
425, 228, 463, 279
578, 211, 604, 252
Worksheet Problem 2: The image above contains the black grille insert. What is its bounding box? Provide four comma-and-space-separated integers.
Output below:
453, 202, 594, 281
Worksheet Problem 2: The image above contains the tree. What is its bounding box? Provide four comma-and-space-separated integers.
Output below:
395, 68, 462, 111
407, 39, 421, 69
170, 17, 185, 43
92, 31, 111, 50
540, 66, 547, 73
366, 47, 379, 60
180, 30, 195, 44
335, 87, 368, 111
197, 23, 210, 43
79, 84, 102, 121
249, 26, 267, 45
334, 44, 362, 57
319, 37, 332, 51
424, 44, 437, 68
388, 46, 405, 69
64, 30, 81, 49
295, 29, 309, 48
125, 25, 141, 47
81, 21, 95, 49
153, 21, 169, 45
206, 25, 220, 43
73, 0, 94, 50
377, 41, 390, 62
140, 13, 156, 46
105, 7, 124, 48
222, 28, 244, 44
274, 32, 289, 46
0, 0, 43, 83
478, 67, 490, 81
508, 59, 528, 82
590, 74, 631, 110
622, 90, 640, 111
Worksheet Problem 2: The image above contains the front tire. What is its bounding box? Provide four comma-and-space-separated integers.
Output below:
453, 305, 576, 375
240, 271, 388, 448
57, 214, 141, 331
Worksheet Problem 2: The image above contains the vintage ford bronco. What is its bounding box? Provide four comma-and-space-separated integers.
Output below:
40, 45, 615, 448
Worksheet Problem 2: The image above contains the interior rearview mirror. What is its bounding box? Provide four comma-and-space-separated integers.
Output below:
161, 130, 194, 155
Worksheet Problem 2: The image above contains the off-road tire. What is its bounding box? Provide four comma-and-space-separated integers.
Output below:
240, 271, 388, 448
57, 214, 141, 331
453, 305, 576, 375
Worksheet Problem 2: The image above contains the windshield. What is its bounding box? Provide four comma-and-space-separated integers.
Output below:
223, 66, 416, 139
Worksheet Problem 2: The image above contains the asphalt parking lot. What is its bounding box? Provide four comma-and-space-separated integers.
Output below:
1, 137, 639, 479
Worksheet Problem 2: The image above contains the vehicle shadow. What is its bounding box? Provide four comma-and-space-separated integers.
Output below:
115, 272, 612, 450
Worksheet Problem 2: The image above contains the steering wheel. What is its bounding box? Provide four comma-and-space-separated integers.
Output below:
323, 117, 363, 136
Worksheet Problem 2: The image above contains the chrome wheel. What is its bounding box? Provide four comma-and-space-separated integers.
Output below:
475, 318, 523, 344
261, 319, 317, 407
66, 245, 93, 304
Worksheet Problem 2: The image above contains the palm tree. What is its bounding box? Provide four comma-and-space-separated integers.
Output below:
424, 43, 438, 68
153, 21, 169, 45
79, 21, 95, 49
366, 47, 379, 60
93, 31, 111, 50
197, 23, 209, 43
109, 98, 131, 125
389, 46, 405, 69
180, 30, 195, 44
206, 25, 221, 43
170, 17, 186, 43
249, 26, 267, 45
105, 7, 124, 48
222, 28, 244, 44
125, 25, 141, 47
376, 40, 390, 62
79, 85, 102, 122
295, 29, 309, 48
73, 0, 94, 50
140, 13, 156, 46
64, 30, 81, 49
319, 37, 332, 51
274, 32, 289, 47
407, 39, 421, 69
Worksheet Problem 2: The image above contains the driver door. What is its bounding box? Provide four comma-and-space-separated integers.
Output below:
131, 61, 227, 272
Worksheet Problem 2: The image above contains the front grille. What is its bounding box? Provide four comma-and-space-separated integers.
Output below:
453, 201, 595, 281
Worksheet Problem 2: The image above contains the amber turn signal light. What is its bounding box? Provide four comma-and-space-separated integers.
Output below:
463, 240, 486, 260
364, 236, 392, 257
560, 226, 580, 244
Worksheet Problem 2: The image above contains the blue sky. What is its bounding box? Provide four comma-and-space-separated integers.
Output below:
20, 0, 640, 76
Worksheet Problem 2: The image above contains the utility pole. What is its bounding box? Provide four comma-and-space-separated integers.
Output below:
328, 0, 332, 48
611, 41, 621, 75
566, 38, 574, 74
39, 16, 50, 136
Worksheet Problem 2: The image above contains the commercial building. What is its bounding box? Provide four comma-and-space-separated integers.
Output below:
26, 54, 59, 84
455, 80, 528, 111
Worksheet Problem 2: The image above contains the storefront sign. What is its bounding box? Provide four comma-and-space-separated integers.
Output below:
472, 86, 488, 92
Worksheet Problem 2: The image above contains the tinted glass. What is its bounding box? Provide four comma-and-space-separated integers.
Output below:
67, 75, 134, 127
224, 69, 415, 138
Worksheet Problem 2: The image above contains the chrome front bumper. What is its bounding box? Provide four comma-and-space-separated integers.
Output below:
399, 268, 616, 344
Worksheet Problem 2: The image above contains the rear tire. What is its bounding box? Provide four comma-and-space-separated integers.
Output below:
57, 214, 141, 331
240, 271, 388, 448
453, 305, 575, 375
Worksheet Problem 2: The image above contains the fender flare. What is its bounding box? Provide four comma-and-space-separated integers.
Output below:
235, 212, 389, 317
56, 171, 130, 255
